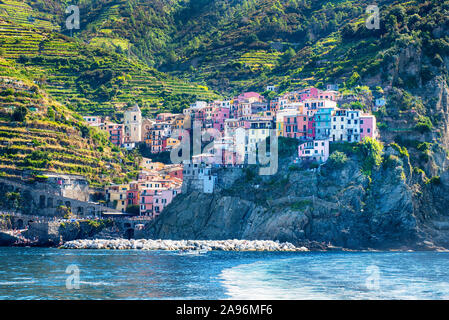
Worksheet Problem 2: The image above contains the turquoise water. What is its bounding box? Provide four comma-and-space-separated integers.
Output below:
1, 247, 449, 299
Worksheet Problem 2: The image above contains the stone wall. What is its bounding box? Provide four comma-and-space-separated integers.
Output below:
0, 178, 117, 217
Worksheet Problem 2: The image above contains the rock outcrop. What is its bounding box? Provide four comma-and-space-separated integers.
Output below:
145, 144, 449, 250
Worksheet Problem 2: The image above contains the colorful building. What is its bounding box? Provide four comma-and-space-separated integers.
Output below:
105, 184, 129, 213
100, 122, 124, 146
360, 114, 377, 140
298, 140, 330, 162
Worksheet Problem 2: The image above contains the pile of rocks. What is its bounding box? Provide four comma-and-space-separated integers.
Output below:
61, 239, 309, 252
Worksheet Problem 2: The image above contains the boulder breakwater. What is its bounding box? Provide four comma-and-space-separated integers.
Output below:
61, 239, 309, 251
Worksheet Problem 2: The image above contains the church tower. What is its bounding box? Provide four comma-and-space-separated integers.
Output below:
124, 104, 142, 143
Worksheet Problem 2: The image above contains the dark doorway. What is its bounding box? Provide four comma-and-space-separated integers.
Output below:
39, 195, 45, 208
125, 228, 134, 239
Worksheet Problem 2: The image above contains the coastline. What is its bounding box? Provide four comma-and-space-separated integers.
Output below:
61, 239, 310, 252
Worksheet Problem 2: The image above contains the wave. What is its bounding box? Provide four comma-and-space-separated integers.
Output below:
0, 280, 36, 286
219, 254, 449, 300
79, 281, 115, 286
219, 258, 332, 300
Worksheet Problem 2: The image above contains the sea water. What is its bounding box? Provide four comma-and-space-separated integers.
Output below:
1, 247, 449, 300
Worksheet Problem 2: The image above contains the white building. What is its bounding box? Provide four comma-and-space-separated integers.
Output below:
330, 109, 361, 142
331, 109, 348, 142
298, 139, 330, 162
83, 116, 103, 127
346, 110, 361, 142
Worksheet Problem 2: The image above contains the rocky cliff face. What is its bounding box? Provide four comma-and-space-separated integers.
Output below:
145, 143, 449, 250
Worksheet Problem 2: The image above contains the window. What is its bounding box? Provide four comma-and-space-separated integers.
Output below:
367, 128, 371, 133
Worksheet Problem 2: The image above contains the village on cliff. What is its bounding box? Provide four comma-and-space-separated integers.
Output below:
78, 85, 382, 220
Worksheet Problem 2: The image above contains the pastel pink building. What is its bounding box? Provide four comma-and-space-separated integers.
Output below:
297, 88, 339, 102
139, 187, 181, 218
153, 188, 181, 217
126, 183, 140, 207
101, 122, 124, 146
211, 107, 230, 132
283, 115, 309, 140
360, 115, 377, 140
140, 189, 154, 217
318, 90, 339, 101
299, 87, 319, 101
306, 109, 318, 139
237, 92, 264, 103
156, 113, 176, 122
298, 139, 329, 162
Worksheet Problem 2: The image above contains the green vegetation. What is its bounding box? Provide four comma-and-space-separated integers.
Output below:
278, 136, 300, 157
390, 142, 409, 158
327, 151, 348, 168
415, 116, 433, 134
426, 176, 441, 185
0, 0, 447, 192
360, 137, 383, 176
0, 4, 219, 115
0, 213, 13, 229
0, 80, 139, 186
291, 200, 312, 211
329, 142, 361, 156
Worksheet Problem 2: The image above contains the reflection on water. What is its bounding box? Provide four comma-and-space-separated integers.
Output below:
1, 248, 449, 299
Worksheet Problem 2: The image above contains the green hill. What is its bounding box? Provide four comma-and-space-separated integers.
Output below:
2, 0, 449, 182
0, 1, 219, 116
26, 0, 386, 94
0, 77, 139, 187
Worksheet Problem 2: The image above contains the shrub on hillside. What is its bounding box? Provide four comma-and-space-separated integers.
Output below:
360, 137, 383, 176
415, 116, 433, 133
12, 106, 28, 122
426, 176, 441, 185
328, 151, 348, 168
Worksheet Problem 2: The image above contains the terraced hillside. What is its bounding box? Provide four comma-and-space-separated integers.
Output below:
0, 0, 59, 31
0, 77, 139, 187
0, 10, 219, 116
32, 0, 388, 94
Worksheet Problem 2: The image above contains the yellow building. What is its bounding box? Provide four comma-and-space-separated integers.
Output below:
106, 184, 129, 213
165, 138, 180, 150
140, 159, 165, 171
172, 117, 185, 130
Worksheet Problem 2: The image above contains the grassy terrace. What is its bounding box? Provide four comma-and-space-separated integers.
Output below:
0, 80, 139, 186
0, 0, 59, 31
0, 12, 220, 115
238, 50, 281, 71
